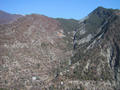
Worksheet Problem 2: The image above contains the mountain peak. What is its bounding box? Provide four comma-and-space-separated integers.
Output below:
90, 6, 114, 17
95, 6, 106, 11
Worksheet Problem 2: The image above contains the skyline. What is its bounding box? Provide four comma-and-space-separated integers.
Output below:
0, 0, 120, 19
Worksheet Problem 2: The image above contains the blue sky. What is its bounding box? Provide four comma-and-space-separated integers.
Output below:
0, 0, 120, 19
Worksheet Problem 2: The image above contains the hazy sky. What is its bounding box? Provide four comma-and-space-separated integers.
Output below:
0, 0, 120, 19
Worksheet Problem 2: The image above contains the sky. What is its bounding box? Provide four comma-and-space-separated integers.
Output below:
0, 0, 120, 19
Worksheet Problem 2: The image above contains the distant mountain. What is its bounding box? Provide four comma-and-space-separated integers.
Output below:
0, 7, 120, 90
0, 10, 22, 24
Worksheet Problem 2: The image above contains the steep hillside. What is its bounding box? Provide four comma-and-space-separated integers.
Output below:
0, 14, 74, 90
65, 7, 120, 90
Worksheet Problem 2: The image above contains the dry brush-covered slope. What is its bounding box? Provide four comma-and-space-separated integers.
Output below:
0, 14, 74, 89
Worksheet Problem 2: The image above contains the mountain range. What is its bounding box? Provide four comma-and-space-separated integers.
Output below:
0, 7, 120, 90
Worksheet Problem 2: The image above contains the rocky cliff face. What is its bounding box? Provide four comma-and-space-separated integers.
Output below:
0, 7, 120, 90
69, 7, 120, 90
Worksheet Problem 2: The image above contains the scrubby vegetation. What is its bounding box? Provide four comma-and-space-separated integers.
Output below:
56, 18, 79, 34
